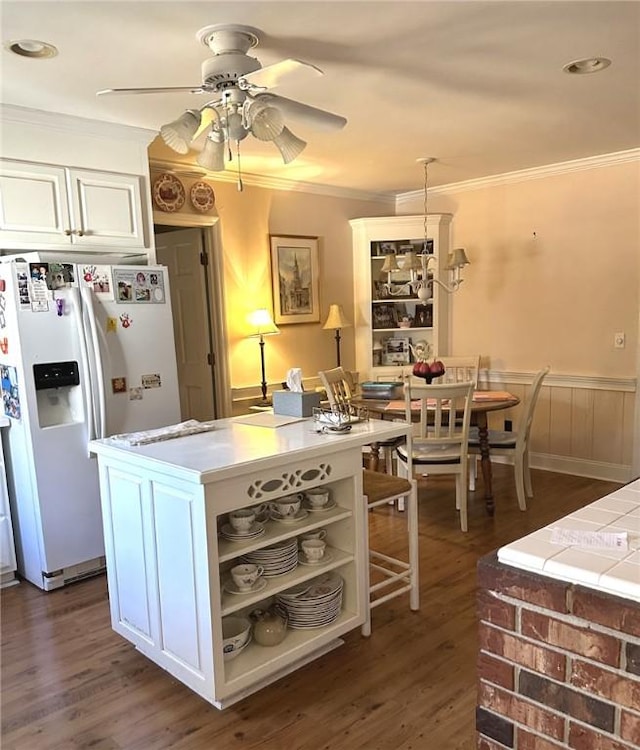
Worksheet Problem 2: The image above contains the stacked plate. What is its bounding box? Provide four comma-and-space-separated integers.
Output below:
242, 538, 298, 577
220, 522, 265, 542
276, 572, 344, 629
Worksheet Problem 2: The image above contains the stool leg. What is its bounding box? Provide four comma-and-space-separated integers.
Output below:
361, 494, 373, 637
408, 480, 420, 610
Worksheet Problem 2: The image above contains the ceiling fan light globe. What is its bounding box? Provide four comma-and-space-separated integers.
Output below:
197, 131, 225, 171
160, 109, 201, 154
226, 111, 248, 141
250, 105, 284, 141
272, 127, 306, 164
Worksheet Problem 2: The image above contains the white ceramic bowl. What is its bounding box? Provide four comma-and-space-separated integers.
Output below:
222, 616, 252, 660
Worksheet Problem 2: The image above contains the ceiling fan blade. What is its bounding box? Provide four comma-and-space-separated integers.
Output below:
97, 86, 205, 97
241, 59, 323, 90
253, 93, 346, 132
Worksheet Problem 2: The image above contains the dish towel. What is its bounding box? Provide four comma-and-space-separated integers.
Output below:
109, 419, 217, 446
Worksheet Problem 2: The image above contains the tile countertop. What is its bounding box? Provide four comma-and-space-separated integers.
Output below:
497, 478, 640, 603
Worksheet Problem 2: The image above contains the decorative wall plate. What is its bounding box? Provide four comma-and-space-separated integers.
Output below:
152, 173, 185, 212
190, 181, 216, 212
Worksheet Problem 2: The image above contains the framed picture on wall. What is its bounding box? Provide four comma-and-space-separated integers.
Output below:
270, 235, 320, 324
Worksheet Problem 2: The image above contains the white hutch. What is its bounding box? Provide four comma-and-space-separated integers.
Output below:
350, 214, 453, 381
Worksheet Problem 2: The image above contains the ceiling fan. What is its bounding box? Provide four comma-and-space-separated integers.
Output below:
97, 24, 347, 177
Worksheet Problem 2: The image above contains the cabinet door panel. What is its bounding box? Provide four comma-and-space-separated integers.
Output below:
0, 161, 70, 244
68, 169, 146, 247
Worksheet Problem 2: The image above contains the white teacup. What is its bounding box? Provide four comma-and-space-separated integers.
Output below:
305, 487, 330, 509
229, 508, 256, 533
231, 563, 264, 591
273, 494, 303, 518
300, 528, 327, 543
301, 539, 326, 563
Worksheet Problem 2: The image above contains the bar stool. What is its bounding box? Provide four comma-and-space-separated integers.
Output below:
361, 469, 419, 637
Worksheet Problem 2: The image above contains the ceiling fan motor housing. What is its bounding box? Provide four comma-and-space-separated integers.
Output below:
201, 53, 262, 91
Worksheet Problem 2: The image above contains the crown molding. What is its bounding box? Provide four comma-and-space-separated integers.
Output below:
0, 104, 156, 145
396, 148, 640, 207
149, 157, 396, 204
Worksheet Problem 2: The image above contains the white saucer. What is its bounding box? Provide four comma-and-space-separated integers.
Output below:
221, 522, 265, 540
270, 509, 309, 524
305, 499, 337, 513
298, 551, 333, 566
224, 577, 268, 596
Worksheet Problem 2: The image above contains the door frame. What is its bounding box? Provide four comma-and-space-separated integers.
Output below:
152, 211, 232, 418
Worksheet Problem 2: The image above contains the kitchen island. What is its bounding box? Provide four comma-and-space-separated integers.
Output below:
476, 479, 640, 749
89, 414, 410, 709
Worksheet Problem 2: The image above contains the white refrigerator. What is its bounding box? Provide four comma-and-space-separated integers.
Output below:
0, 255, 181, 590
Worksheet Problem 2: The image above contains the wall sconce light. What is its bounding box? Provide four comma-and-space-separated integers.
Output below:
248, 308, 280, 404
322, 304, 352, 366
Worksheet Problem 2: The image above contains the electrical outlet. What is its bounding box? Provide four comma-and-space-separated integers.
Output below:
504, 419, 513, 432
614, 332, 625, 349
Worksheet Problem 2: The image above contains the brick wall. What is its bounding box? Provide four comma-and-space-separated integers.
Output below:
476, 553, 640, 750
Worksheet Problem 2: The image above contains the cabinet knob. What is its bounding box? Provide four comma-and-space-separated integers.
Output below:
75, 229, 85, 237
64, 229, 72, 236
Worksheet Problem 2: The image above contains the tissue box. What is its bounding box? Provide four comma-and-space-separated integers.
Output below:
272, 390, 321, 417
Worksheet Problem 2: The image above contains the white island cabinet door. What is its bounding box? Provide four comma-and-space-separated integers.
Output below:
0, 160, 71, 244
99, 463, 214, 703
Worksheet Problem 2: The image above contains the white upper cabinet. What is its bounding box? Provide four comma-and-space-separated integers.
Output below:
0, 159, 147, 250
350, 214, 453, 381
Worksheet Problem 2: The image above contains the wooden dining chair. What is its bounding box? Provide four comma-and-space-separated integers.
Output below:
433, 355, 480, 386
396, 379, 475, 531
319, 368, 407, 507
468, 367, 549, 511
318, 366, 354, 411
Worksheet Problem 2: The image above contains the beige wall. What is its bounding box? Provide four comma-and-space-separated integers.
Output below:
188, 180, 391, 392
404, 161, 639, 378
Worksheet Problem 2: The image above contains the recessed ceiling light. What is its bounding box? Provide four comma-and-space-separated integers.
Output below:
563, 57, 611, 75
5, 39, 58, 59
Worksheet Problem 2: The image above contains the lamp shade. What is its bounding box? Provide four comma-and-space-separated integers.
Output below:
401, 250, 422, 272
380, 254, 399, 273
273, 127, 307, 164
447, 248, 471, 269
160, 110, 202, 154
248, 308, 280, 337
323, 304, 352, 331
197, 129, 225, 171
249, 102, 285, 142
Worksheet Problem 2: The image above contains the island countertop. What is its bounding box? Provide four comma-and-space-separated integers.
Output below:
89, 415, 409, 485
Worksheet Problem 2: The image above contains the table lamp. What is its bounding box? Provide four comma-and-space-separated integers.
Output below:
248, 308, 281, 404
323, 304, 352, 367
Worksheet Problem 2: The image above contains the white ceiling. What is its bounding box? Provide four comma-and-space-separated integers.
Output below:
2, 1, 639, 195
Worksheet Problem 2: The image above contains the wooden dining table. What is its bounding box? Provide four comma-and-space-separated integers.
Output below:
351, 390, 520, 516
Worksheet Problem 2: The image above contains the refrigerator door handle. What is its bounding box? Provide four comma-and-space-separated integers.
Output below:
71, 287, 97, 451
81, 286, 107, 439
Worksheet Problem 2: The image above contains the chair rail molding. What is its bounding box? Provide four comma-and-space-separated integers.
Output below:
482, 369, 635, 393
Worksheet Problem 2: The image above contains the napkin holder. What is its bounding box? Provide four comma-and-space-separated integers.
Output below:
273, 390, 321, 417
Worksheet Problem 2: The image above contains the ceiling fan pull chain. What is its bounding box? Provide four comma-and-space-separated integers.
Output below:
236, 141, 244, 192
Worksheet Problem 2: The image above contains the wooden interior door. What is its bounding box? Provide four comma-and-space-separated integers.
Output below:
155, 227, 217, 420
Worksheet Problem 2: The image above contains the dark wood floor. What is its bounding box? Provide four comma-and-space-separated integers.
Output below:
1, 466, 622, 750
